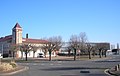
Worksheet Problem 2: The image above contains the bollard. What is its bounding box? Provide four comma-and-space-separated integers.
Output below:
115, 65, 119, 71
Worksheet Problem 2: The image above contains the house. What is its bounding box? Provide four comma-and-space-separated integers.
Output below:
0, 23, 56, 58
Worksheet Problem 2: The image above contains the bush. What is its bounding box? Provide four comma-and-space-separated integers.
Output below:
0, 63, 13, 71
0, 62, 17, 72
10, 61, 17, 68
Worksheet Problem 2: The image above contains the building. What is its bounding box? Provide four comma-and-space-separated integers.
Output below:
0, 23, 56, 58
59, 42, 110, 55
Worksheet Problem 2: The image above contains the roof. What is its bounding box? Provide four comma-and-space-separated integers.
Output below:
22, 38, 48, 44
13, 23, 22, 29
0, 35, 12, 42
0, 35, 48, 44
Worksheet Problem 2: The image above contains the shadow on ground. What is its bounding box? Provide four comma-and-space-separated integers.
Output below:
40, 67, 107, 71
95, 60, 120, 63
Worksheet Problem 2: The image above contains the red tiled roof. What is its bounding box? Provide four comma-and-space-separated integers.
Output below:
13, 23, 22, 28
22, 38, 48, 44
0, 35, 12, 42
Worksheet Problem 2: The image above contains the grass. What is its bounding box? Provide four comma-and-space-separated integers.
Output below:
77, 55, 110, 60
0, 55, 111, 63
0, 61, 17, 72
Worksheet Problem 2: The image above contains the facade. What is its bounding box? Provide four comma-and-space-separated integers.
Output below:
0, 23, 56, 58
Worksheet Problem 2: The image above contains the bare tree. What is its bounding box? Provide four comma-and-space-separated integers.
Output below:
20, 43, 32, 61
49, 36, 63, 53
69, 34, 80, 61
86, 43, 94, 59
95, 43, 103, 58
21, 33, 32, 61
19, 44, 24, 59
79, 32, 88, 54
92, 46, 96, 57
9, 44, 19, 61
68, 32, 88, 60
41, 44, 48, 58
31, 45, 39, 58
42, 36, 63, 61
103, 43, 110, 57
67, 46, 72, 57
48, 42, 55, 61
95, 43, 110, 58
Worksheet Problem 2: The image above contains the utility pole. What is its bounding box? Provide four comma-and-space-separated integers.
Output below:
117, 43, 119, 55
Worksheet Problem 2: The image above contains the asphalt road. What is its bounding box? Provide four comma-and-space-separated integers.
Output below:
10, 55, 120, 76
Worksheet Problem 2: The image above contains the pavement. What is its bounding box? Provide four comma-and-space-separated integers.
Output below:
13, 60, 109, 76
0, 55, 119, 76
0, 66, 29, 76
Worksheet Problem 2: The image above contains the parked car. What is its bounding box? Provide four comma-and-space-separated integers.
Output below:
37, 53, 44, 58
0, 53, 3, 58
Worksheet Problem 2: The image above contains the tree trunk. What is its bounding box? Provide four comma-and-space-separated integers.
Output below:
44, 52, 46, 58
74, 48, 76, 61
92, 50, 95, 57
68, 50, 71, 57
11, 51, 15, 62
45, 54, 46, 58
33, 51, 35, 58
44, 50, 46, 58
13, 51, 15, 60
21, 51, 23, 59
88, 51, 91, 59
105, 50, 107, 57
99, 49, 101, 58
25, 50, 27, 61
49, 50, 52, 61
102, 50, 104, 57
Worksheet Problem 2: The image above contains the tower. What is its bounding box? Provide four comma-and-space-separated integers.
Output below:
12, 23, 22, 44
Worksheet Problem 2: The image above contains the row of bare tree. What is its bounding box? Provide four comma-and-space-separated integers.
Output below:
69, 32, 110, 60
9, 32, 110, 61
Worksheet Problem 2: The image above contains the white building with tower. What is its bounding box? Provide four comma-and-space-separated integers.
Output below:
0, 23, 56, 58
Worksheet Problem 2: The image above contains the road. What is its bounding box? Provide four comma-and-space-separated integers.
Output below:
10, 55, 120, 76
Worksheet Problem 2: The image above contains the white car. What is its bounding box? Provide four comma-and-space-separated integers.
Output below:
37, 53, 44, 58
0, 53, 3, 58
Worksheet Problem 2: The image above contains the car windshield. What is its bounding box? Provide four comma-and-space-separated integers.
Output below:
39, 53, 43, 55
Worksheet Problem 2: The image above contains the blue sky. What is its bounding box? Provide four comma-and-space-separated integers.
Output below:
0, 0, 120, 45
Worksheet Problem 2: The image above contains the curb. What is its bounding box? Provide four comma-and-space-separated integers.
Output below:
0, 66, 29, 76
104, 69, 120, 76
104, 69, 112, 76
107, 70, 117, 76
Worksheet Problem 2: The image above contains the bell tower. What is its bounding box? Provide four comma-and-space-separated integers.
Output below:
12, 23, 22, 44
